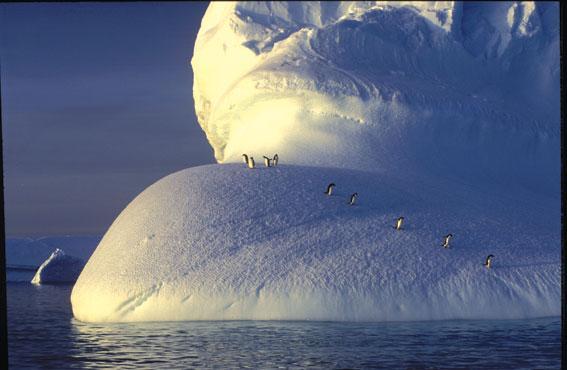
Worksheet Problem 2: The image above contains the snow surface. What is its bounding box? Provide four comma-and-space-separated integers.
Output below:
71, 164, 559, 322
71, 1, 559, 323
31, 248, 86, 285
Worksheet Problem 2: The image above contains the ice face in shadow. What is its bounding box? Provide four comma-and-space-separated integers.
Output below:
191, 1, 559, 196
71, 164, 559, 322
31, 249, 85, 285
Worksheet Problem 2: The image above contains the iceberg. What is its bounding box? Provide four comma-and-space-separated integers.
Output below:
32, 248, 86, 285
71, 2, 559, 322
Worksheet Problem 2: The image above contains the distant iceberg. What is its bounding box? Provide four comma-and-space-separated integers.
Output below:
6, 236, 99, 282
32, 249, 85, 285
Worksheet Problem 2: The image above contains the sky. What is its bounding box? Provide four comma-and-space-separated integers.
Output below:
0, 2, 215, 237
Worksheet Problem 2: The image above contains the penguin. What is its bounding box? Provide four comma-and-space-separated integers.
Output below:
247, 156, 255, 169
348, 192, 358, 206
242, 154, 249, 165
394, 216, 404, 230
441, 233, 453, 248
484, 254, 494, 269
273, 154, 279, 166
324, 183, 336, 196
263, 156, 272, 167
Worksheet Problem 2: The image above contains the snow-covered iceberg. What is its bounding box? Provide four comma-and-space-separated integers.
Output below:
31, 248, 86, 285
71, 164, 559, 322
71, 2, 559, 323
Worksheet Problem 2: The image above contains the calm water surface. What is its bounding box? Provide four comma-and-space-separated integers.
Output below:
7, 283, 560, 369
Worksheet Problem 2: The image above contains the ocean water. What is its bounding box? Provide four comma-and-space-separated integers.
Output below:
7, 283, 561, 369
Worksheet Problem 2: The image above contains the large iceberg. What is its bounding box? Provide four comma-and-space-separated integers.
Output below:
31, 248, 86, 285
71, 2, 559, 322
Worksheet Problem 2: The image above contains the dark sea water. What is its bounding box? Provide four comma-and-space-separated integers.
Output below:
7, 283, 561, 369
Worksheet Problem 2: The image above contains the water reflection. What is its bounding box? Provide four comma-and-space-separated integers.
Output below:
8, 284, 561, 369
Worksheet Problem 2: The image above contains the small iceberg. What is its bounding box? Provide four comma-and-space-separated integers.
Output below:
31, 248, 85, 285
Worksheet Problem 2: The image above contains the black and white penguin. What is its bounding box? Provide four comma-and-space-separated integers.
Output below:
242, 154, 249, 165
247, 156, 255, 169
324, 183, 336, 196
348, 192, 358, 205
484, 255, 494, 269
263, 156, 272, 167
442, 234, 453, 248
394, 216, 404, 230
273, 154, 279, 166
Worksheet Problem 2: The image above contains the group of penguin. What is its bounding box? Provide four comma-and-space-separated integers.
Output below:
242, 153, 278, 168
323, 182, 495, 270
240, 154, 495, 269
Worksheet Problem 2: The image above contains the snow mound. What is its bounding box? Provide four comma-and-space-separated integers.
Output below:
71, 164, 559, 322
191, 2, 559, 196
31, 248, 86, 285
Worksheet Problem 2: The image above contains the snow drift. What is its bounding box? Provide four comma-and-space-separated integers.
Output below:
71, 164, 559, 322
31, 248, 86, 285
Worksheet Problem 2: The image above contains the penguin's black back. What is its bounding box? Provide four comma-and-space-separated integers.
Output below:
325, 183, 335, 194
